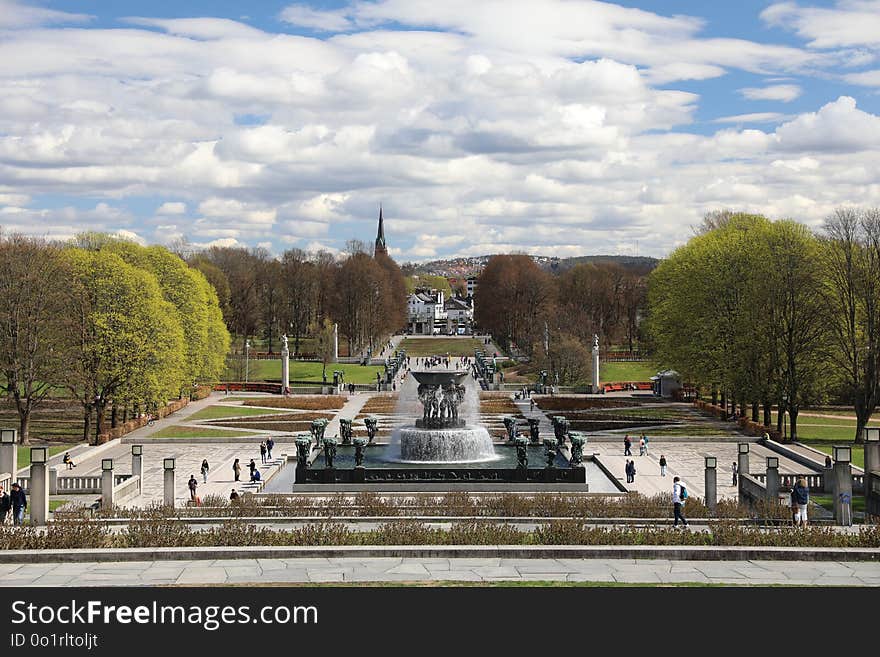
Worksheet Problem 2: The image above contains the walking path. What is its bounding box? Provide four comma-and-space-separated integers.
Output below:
3, 557, 878, 586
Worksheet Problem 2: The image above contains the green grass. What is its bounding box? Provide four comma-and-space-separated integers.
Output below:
224, 360, 385, 384
187, 405, 288, 421
646, 425, 739, 436
599, 361, 658, 382
399, 337, 485, 357
49, 500, 69, 513
811, 494, 866, 514
149, 425, 258, 439
16, 445, 69, 471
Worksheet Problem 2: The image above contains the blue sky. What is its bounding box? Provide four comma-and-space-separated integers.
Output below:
2, 0, 880, 260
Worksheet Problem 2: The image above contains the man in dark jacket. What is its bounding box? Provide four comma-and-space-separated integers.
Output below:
791, 478, 810, 527
9, 482, 26, 525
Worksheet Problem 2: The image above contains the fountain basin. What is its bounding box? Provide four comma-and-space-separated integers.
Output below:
393, 425, 496, 463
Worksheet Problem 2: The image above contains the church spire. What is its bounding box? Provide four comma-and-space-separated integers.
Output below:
375, 204, 387, 256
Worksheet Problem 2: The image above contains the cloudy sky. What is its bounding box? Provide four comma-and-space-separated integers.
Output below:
2, 0, 880, 260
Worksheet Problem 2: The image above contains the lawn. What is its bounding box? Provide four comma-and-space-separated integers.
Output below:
187, 405, 288, 421
17, 445, 69, 471
149, 425, 258, 439
811, 494, 866, 514
399, 337, 485, 357
599, 361, 658, 382
225, 360, 385, 384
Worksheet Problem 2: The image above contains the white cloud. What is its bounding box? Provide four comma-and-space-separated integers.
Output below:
0, 0, 91, 28
775, 96, 880, 152
157, 202, 187, 215
279, 5, 355, 32
713, 112, 787, 124
761, 1, 880, 49
844, 69, 880, 86
739, 84, 802, 102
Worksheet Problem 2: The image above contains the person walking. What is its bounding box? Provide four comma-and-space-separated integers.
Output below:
672, 477, 689, 528
200, 459, 209, 484
259, 442, 267, 464
233, 458, 241, 482
624, 435, 632, 456
266, 437, 274, 460
659, 454, 667, 477
0, 484, 10, 525
530, 398, 535, 412
643, 434, 649, 455
732, 462, 738, 486
188, 475, 198, 502
791, 477, 810, 527
248, 458, 256, 480
10, 482, 26, 525
638, 436, 646, 456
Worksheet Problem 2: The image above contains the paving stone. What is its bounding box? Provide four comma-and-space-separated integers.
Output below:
308, 571, 344, 582
429, 572, 483, 582
176, 569, 228, 584
566, 572, 618, 582
471, 567, 521, 578
385, 563, 431, 575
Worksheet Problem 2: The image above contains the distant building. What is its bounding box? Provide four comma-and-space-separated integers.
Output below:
374, 205, 387, 257
444, 296, 473, 334
466, 276, 477, 297
407, 289, 445, 335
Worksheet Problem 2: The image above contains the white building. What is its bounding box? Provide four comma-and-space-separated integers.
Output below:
444, 296, 473, 334
408, 289, 446, 335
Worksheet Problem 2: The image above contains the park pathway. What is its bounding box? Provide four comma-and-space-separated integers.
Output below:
2, 557, 878, 586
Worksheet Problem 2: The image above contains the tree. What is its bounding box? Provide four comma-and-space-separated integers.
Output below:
60, 249, 186, 444
822, 208, 880, 442
280, 249, 318, 356
312, 319, 336, 383
0, 236, 70, 444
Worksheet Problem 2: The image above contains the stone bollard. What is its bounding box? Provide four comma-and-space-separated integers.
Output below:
29, 447, 50, 525
737, 443, 750, 504
704, 456, 717, 513
831, 445, 853, 526
864, 428, 880, 484
49, 466, 58, 495
765, 456, 780, 506
101, 459, 115, 509
131, 445, 143, 479
0, 429, 17, 477
163, 457, 176, 508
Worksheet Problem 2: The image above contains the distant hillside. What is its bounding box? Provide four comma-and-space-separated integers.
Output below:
402, 254, 660, 278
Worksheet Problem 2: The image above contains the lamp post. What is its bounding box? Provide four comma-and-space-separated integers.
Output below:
704, 456, 717, 512
832, 445, 853, 526
245, 339, 251, 384
864, 428, 880, 484
30, 446, 49, 525
101, 458, 114, 509
163, 457, 176, 508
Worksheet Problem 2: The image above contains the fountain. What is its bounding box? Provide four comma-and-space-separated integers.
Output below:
391, 370, 496, 463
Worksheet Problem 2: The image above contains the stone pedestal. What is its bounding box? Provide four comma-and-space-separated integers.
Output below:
765, 464, 780, 505
281, 345, 290, 393
737, 447, 750, 504
704, 466, 717, 512
832, 461, 853, 526
333, 323, 339, 363
0, 441, 17, 477
101, 468, 115, 509
164, 469, 175, 508
30, 462, 49, 525
865, 442, 880, 480
49, 467, 58, 495
591, 344, 600, 393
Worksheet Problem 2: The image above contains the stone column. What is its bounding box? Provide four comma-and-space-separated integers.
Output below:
865, 440, 880, 480
333, 323, 339, 363
737, 443, 750, 504
131, 446, 143, 479
49, 467, 58, 495
832, 458, 853, 526
281, 343, 290, 393
591, 339, 600, 393
30, 460, 49, 526
704, 457, 717, 513
163, 461, 176, 508
101, 459, 114, 509
0, 430, 17, 477
765, 457, 780, 505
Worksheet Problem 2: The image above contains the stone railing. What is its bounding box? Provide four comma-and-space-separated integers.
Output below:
752, 472, 825, 491
738, 473, 767, 506
113, 474, 141, 505
0, 471, 10, 492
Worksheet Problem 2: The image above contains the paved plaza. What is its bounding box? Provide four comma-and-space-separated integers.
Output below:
2, 557, 878, 586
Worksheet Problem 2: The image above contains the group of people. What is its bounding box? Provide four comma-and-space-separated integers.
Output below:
623, 434, 650, 456
186, 439, 276, 504
0, 482, 27, 525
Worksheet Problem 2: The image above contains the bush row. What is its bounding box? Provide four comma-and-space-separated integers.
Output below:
78, 492, 780, 521
2, 519, 879, 550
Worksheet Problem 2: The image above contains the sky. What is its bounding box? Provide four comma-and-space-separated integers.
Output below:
2, 1, 880, 261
